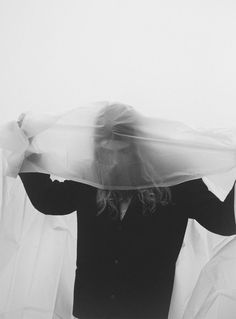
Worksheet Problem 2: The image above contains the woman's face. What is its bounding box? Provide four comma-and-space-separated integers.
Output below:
98, 139, 132, 167
93, 104, 142, 185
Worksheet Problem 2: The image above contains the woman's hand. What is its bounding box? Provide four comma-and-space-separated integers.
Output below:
16, 113, 41, 168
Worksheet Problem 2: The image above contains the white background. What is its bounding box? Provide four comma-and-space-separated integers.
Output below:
1, 2, 236, 318
1, 0, 236, 127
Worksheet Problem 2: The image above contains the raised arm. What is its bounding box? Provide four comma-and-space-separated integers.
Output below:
172, 179, 236, 236
19, 172, 94, 215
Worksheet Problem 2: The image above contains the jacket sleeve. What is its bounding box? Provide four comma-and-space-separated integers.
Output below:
19, 172, 92, 215
172, 179, 236, 236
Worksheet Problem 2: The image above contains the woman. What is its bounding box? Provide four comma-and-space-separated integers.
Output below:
18, 103, 236, 319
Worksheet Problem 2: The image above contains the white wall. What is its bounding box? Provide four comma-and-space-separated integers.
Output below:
1, 0, 236, 127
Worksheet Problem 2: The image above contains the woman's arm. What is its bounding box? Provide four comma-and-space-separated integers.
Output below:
19, 172, 94, 215
172, 179, 236, 236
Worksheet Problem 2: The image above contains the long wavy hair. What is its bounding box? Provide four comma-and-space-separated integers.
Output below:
96, 187, 172, 219
94, 103, 172, 219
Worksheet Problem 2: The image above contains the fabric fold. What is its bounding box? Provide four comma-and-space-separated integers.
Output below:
0, 102, 236, 194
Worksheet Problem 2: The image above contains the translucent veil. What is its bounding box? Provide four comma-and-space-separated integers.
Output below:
1, 101, 236, 319
1, 101, 236, 190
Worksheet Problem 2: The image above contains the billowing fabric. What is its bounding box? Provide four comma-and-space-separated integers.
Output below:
1, 102, 236, 319
0, 101, 236, 190
182, 234, 236, 319
0, 151, 77, 319
169, 217, 236, 319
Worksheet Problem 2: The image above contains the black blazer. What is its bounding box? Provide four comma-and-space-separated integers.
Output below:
19, 173, 236, 319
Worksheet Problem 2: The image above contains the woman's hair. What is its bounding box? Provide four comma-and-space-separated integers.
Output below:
96, 187, 172, 219
93, 102, 138, 159
94, 102, 172, 218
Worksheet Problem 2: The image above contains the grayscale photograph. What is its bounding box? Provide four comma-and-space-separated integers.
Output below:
0, 1, 236, 319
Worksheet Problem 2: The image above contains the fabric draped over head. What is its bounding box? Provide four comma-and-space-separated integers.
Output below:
0, 101, 236, 191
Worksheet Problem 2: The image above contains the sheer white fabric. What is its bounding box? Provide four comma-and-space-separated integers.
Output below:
182, 232, 236, 319
1, 102, 236, 318
1, 101, 236, 191
0, 151, 77, 319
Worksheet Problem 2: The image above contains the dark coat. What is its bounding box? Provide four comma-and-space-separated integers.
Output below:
19, 173, 236, 319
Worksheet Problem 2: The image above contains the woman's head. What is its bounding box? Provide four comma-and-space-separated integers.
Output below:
93, 103, 172, 217
93, 103, 140, 181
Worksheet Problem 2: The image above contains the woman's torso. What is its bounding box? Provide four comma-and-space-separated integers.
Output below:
73, 189, 188, 319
